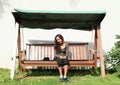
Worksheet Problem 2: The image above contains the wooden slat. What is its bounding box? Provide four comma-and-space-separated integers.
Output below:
23, 60, 95, 66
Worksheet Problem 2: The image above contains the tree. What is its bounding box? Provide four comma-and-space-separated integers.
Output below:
105, 35, 120, 72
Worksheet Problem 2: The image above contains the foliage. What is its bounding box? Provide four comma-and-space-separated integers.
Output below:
105, 34, 120, 72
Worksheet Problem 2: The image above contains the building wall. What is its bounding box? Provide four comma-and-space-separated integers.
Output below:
0, 0, 120, 69
0, 0, 16, 69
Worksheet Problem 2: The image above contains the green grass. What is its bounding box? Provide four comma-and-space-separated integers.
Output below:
0, 68, 120, 85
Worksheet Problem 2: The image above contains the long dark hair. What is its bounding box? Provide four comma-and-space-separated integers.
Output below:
54, 34, 64, 50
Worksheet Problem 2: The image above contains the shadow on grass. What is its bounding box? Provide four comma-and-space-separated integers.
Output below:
118, 74, 120, 78
16, 67, 101, 80
117, 73, 120, 78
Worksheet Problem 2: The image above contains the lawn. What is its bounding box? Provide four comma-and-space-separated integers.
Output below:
0, 68, 120, 85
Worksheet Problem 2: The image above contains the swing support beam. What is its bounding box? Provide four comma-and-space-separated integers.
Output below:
96, 26, 105, 77
94, 25, 105, 77
10, 9, 106, 79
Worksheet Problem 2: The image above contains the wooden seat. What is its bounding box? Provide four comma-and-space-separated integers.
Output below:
23, 60, 95, 67
20, 40, 97, 69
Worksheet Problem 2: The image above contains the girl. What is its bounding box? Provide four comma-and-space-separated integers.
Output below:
54, 34, 69, 82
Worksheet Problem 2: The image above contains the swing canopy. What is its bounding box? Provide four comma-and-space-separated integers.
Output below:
12, 8, 106, 31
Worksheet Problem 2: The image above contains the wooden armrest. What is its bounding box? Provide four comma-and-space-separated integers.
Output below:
20, 50, 26, 57
21, 50, 26, 53
89, 48, 97, 54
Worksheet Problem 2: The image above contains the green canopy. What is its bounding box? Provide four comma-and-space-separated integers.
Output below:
12, 8, 106, 31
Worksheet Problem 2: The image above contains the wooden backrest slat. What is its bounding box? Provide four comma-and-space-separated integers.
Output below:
75, 45, 78, 60
79, 46, 82, 60
79, 45, 83, 59
25, 43, 90, 60
41, 46, 44, 60
82, 45, 85, 60
73, 46, 76, 60
38, 46, 40, 60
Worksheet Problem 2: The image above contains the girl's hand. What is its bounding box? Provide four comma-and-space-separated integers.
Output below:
60, 56, 66, 59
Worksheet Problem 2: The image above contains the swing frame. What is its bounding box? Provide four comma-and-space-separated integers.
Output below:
11, 9, 106, 79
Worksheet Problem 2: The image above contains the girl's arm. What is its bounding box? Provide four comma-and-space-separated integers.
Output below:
65, 43, 69, 57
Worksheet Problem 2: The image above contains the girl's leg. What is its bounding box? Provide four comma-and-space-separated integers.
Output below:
63, 65, 68, 77
58, 67, 63, 77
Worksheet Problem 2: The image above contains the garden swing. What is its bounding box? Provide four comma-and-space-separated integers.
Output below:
21, 28, 96, 67
10, 8, 106, 79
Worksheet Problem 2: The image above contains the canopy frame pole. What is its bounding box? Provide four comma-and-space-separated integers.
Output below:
17, 26, 22, 71
95, 25, 105, 78
93, 28, 97, 68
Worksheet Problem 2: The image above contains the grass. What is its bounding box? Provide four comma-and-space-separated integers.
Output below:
0, 68, 120, 85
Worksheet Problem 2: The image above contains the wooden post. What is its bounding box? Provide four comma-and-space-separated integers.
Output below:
17, 27, 22, 71
93, 29, 97, 68
96, 25, 105, 78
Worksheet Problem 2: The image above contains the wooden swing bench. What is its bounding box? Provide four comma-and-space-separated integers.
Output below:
11, 9, 106, 79
20, 40, 97, 70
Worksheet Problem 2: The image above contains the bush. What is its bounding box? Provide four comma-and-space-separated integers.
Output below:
105, 34, 120, 73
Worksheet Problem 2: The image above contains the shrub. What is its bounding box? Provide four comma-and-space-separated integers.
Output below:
105, 34, 120, 73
